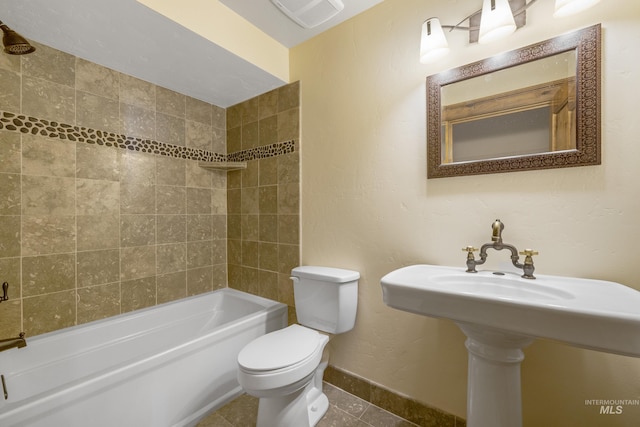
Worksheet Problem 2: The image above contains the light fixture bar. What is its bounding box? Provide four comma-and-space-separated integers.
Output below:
420, 0, 599, 63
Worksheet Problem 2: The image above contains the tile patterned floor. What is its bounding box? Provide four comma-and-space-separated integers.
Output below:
197, 382, 419, 427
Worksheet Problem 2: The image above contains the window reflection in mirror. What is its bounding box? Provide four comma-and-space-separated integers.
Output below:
440, 51, 577, 164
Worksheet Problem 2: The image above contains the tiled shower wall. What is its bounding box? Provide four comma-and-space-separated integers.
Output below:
225, 83, 300, 313
0, 41, 236, 337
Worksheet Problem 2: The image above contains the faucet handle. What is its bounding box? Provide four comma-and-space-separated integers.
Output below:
519, 249, 539, 257
462, 246, 478, 253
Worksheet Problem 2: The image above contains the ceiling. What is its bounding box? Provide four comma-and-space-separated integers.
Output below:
0, 0, 382, 107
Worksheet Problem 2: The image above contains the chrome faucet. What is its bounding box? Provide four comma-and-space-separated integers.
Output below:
463, 219, 538, 279
0, 332, 26, 353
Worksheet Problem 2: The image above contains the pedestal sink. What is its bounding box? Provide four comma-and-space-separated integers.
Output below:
380, 265, 640, 427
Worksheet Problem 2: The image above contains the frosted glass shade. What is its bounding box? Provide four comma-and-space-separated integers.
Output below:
478, 0, 517, 44
554, 0, 601, 17
420, 18, 450, 64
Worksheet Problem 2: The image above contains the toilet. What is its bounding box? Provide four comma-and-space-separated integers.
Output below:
237, 266, 359, 427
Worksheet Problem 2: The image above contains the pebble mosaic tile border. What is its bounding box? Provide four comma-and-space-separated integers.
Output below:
227, 140, 296, 162
0, 110, 295, 163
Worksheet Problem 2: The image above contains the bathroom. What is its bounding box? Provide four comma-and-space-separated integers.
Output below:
1, 0, 639, 426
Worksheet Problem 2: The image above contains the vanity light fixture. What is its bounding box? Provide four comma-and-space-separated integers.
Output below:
420, 18, 450, 63
420, 0, 600, 63
478, 0, 517, 44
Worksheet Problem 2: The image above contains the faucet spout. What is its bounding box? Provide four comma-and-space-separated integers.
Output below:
0, 332, 26, 353
491, 219, 504, 243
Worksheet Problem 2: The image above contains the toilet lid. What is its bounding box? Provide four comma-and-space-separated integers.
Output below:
238, 325, 322, 372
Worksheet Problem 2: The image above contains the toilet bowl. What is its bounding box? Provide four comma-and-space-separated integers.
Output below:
236, 266, 359, 427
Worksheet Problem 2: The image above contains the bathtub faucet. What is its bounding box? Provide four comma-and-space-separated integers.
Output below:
0, 332, 26, 353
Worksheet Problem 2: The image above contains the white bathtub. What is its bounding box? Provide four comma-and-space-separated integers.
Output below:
0, 288, 287, 427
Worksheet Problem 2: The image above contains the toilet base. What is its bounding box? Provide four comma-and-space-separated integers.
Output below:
255, 360, 329, 427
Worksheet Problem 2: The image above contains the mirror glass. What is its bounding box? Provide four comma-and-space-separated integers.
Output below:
427, 24, 600, 178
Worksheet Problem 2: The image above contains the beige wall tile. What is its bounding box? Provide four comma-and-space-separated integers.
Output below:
120, 183, 156, 214
157, 112, 185, 146
157, 185, 186, 214
278, 81, 299, 112
120, 214, 156, 247
22, 253, 75, 296
22, 175, 75, 216
0, 173, 20, 215
157, 271, 187, 304
22, 134, 75, 178
22, 215, 75, 256
77, 282, 121, 324
0, 215, 20, 257
23, 290, 75, 335
277, 108, 300, 142
121, 277, 156, 313
187, 215, 213, 242
77, 91, 120, 133
76, 143, 120, 181
259, 116, 277, 147
156, 87, 185, 118
278, 215, 299, 245
154, 247, 193, 292
258, 89, 278, 120
187, 187, 212, 214
187, 240, 213, 269
187, 266, 213, 295
0, 131, 21, 174
157, 214, 186, 244
120, 246, 156, 281
0, 51, 20, 73
23, 42, 75, 87
211, 215, 227, 239
157, 156, 186, 187
242, 121, 259, 149
157, 243, 187, 275
186, 96, 212, 125
76, 179, 120, 215
186, 161, 212, 189
76, 214, 119, 251
186, 120, 212, 151
0, 69, 21, 112
0, 299, 22, 336
259, 214, 278, 243
119, 74, 155, 110
0, 257, 21, 298
120, 103, 155, 140
76, 58, 119, 100
242, 214, 259, 241
277, 182, 300, 215
22, 75, 75, 124
76, 249, 120, 287
212, 105, 226, 129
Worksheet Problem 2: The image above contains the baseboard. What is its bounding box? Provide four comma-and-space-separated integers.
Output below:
324, 365, 466, 427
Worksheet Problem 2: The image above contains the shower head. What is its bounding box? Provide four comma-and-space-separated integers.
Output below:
0, 20, 35, 55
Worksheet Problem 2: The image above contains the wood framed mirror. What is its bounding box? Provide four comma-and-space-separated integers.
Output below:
427, 24, 601, 178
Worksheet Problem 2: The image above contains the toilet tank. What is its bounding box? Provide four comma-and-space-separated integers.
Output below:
291, 266, 359, 334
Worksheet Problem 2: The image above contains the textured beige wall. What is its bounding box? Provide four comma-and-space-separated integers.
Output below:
291, 0, 640, 425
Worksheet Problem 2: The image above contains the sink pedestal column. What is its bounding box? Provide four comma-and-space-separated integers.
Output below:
457, 323, 534, 427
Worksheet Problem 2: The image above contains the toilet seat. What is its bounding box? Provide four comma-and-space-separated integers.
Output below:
237, 325, 329, 394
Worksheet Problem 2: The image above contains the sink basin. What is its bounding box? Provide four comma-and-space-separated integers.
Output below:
381, 264, 640, 357
381, 264, 640, 427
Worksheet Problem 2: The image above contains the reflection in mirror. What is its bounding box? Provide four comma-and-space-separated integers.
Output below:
427, 24, 600, 178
